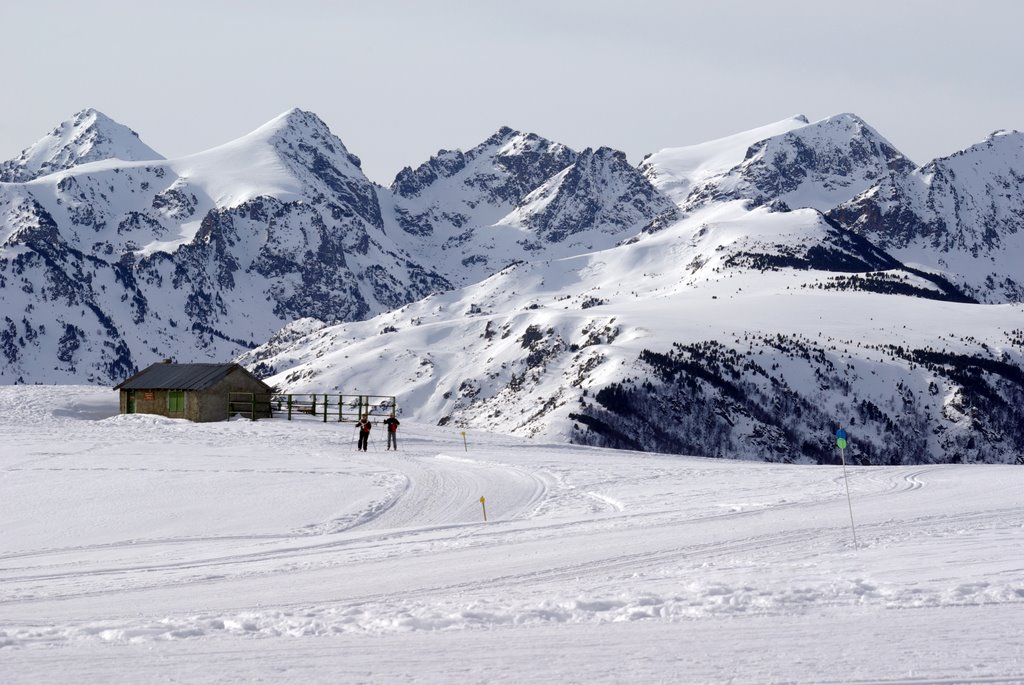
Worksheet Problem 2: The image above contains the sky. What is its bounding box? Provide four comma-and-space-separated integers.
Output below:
1, 0, 1022, 185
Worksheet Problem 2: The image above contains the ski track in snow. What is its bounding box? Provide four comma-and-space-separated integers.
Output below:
1, 387, 1022, 684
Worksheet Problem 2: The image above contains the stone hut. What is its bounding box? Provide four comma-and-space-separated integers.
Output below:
114, 362, 273, 422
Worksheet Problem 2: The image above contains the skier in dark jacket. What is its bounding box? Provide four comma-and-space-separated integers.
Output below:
356, 415, 372, 451
383, 415, 400, 450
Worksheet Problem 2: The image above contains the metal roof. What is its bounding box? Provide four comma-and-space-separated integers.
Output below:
114, 363, 269, 391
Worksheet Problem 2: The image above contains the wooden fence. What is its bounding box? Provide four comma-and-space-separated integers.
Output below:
228, 393, 397, 422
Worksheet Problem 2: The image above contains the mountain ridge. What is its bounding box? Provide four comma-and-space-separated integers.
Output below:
2, 107, 1023, 464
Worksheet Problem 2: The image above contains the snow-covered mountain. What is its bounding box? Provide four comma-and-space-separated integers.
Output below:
389, 126, 587, 284
506, 146, 678, 245
639, 112, 1022, 305
0, 110, 675, 384
242, 196, 1023, 465
0, 109, 451, 383
3, 108, 1024, 464
674, 113, 916, 214
639, 115, 810, 206
0, 108, 164, 183
828, 129, 1024, 302
391, 126, 578, 228
237, 113, 1023, 466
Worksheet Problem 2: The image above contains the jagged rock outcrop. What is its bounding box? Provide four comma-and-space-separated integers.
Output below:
510, 147, 679, 244
828, 130, 1024, 302
681, 113, 915, 213
390, 126, 578, 238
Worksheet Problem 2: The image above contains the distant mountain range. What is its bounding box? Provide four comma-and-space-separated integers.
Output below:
2, 108, 1022, 464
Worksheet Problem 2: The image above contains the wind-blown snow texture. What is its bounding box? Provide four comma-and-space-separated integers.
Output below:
1, 387, 1022, 683
2, 108, 1024, 464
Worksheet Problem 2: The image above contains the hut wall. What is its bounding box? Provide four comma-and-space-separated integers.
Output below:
185, 391, 203, 422
120, 389, 183, 418
196, 368, 271, 422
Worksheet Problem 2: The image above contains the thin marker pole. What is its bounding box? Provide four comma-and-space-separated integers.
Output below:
839, 446, 858, 549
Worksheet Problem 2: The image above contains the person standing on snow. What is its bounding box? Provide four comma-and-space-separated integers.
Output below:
356, 415, 372, 451
383, 415, 400, 450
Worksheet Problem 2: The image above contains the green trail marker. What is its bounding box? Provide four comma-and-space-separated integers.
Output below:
836, 428, 848, 451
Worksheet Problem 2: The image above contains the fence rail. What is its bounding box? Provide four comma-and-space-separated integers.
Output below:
227, 393, 397, 422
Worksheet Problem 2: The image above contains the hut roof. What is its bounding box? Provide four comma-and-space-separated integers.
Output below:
114, 363, 270, 391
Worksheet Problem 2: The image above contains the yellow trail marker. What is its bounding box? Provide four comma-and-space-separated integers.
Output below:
461, 431, 468, 451
479, 495, 487, 521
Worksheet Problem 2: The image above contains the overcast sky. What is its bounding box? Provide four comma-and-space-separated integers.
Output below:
1, 0, 1021, 185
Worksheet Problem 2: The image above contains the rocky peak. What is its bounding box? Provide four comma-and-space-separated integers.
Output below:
259, 108, 365, 173
392, 127, 577, 204
512, 145, 677, 243
638, 115, 811, 208
684, 113, 915, 213
252, 108, 381, 227
826, 128, 1024, 302
391, 148, 468, 198
0, 108, 164, 183
479, 125, 518, 149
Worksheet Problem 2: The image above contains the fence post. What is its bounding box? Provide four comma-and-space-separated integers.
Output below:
251, 393, 256, 421
287, 394, 292, 420
323, 394, 328, 422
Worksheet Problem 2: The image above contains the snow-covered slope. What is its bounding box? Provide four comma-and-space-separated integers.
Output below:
639, 114, 809, 206
244, 202, 1020, 465
829, 130, 1024, 302
4, 386, 1022, 682
0, 108, 164, 182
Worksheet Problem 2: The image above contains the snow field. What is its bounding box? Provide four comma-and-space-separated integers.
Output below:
1, 386, 1022, 683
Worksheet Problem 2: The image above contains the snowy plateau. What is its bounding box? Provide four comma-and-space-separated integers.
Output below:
1, 387, 1022, 683
2, 108, 1024, 465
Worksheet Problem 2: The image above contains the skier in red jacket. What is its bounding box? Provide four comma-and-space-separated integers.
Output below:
356, 415, 372, 451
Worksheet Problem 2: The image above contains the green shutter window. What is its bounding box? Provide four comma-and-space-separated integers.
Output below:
168, 390, 185, 414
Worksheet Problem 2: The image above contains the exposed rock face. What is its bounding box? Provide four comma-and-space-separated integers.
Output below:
682, 113, 916, 213
513, 147, 679, 244
389, 126, 579, 249
828, 130, 1024, 302
392, 126, 578, 206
